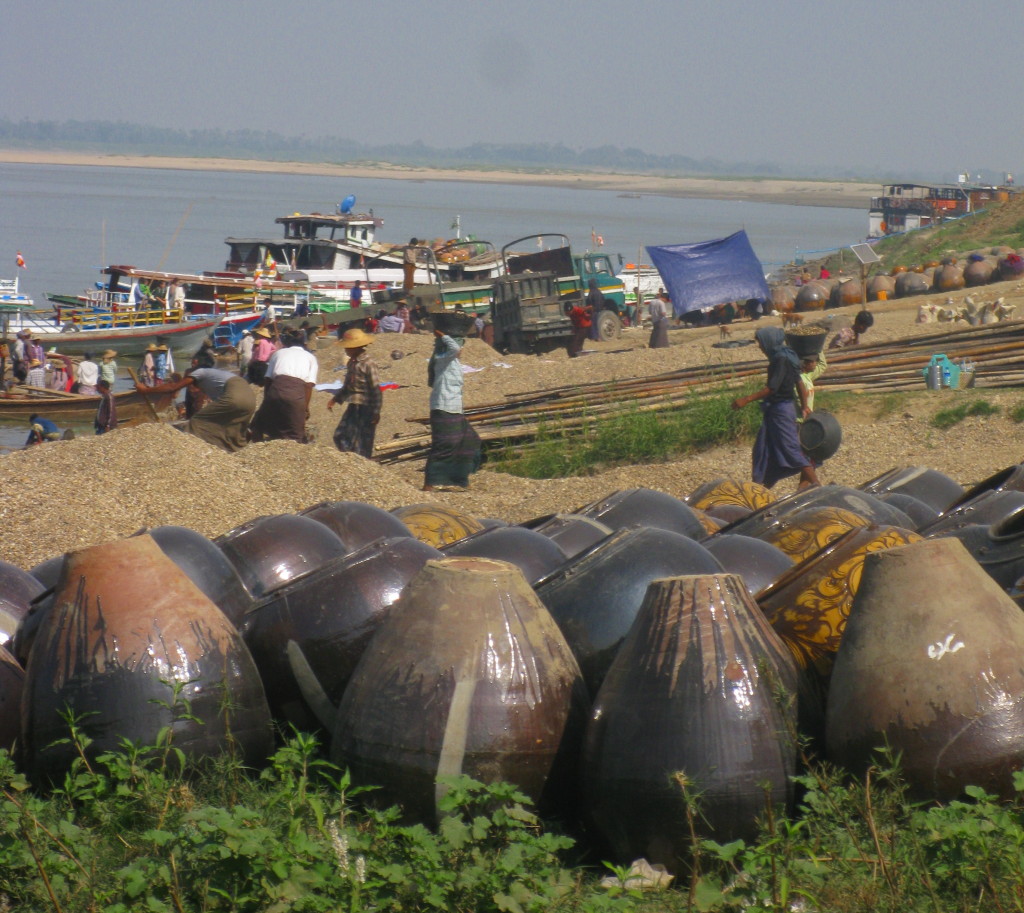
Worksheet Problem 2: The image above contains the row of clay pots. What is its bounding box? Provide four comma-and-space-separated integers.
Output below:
5, 468, 1024, 873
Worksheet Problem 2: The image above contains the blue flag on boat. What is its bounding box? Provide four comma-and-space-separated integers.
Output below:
646, 230, 769, 317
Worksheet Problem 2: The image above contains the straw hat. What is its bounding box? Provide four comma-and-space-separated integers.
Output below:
254, 327, 272, 339
156, 345, 169, 351
340, 327, 374, 349
28, 359, 41, 368
145, 343, 159, 352
102, 349, 117, 359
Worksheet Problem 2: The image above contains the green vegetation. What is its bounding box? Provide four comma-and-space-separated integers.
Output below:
1010, 401, 1024, 424
930, 399, 1000, 429
489, 387, 762, 479
7, 728, 1024, 912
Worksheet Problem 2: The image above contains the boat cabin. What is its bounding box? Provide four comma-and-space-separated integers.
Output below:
869, 182, 1016, 238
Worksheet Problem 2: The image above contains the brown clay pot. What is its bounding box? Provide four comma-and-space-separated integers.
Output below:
519, 513, 614, 561
243, 536, 441, 732
760, 506, 870, 563
391, 503, 484, 548
216, 514, 348, 599
932, 265, 964, 292
964, 259, 996, 286
867, 274, 896, 301
829, 280, 862, 308
0, 644, 24, 751
583, 574, 798, 868
688, 477, 775, 513
827, 538, 1024, 799
794, 283, 828, 311
300, 500, 412, 551
770, 285, 796, 314
894, 271, 930, 297
576, 488, 708, 540
535, 526, 723, 695
329, 557, 588, 825
0, 559, 45, 649
20, 535, 273, 782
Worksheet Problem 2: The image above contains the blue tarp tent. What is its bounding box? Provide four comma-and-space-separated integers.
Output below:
646, 230, 770, 318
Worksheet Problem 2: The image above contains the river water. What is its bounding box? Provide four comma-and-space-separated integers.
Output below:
0, 161, 866, 448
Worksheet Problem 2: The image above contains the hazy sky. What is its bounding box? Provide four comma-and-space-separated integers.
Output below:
6, 0, 1020, 180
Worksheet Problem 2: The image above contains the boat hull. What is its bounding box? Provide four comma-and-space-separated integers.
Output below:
38, 318, 222, 357
0, 389, 175, 426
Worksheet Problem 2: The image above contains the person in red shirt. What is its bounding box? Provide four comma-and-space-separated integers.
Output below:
565, 300, 592, 358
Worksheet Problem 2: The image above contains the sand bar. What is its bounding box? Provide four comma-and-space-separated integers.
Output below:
0, 149, 875, 210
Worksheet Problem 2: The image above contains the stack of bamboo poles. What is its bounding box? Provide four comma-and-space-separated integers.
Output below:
374, 320, 1024, 464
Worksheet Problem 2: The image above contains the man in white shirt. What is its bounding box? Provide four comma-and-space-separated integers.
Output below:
249, 331, 319, 442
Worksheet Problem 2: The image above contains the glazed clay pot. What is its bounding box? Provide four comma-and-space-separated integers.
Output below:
874, 492, 939, 531
932, 264, 964, 292
216, 514, 348, 599
536, 526, 723, 695
442, 525, 568, 585
919, 488, 1024, 537
243, 536, 441, 732
758, 524, 922, 684
330, 557, 588, 825
29, 554, 65, 591
794, 283, 828, 311
860, 465, 964, 514
867, 274, 895, 301
964, 259, 995, 286
827, 538, 1024, 799
20, 535, 273, 782
0, 559, 45, 648
583, 574, 798, 868
829, 280, 862, 307
721, 485, 912, 540
0, 644, 24, 751
760, 506, 870, 563
947, 463, 1024, 510
148, 525, 253, 628
519, 514, 614, 561
300, 500, 412, 551
702, 534, 794, 597
688, 477, 775, 513
931, 506, 1024, 593
576, 488, 708, 540
391, 503, 484, 548
895, 272, 929, 297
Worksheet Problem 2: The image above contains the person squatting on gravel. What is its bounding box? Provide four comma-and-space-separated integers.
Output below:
329, 328, 381, 458
732, 326, 820, 490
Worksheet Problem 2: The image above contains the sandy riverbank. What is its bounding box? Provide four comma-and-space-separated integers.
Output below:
0, 149, 875, 210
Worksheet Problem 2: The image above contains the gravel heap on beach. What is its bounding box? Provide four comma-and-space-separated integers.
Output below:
6, 284, 1024, 571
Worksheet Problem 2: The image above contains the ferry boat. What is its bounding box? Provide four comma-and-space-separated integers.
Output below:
223, 208, 506, 308
868, 180, 1017, 238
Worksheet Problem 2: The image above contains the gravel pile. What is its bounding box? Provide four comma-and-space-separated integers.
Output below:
7, 286, 1024, 572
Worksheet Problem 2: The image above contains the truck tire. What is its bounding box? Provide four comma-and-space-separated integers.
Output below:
596, 309, 622, 342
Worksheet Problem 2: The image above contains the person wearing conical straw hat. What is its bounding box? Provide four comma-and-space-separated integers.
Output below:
139, 344, 158, 387
328, 327, 381, 458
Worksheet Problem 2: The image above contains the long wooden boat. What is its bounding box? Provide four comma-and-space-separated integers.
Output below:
0, 388, 176, 425
33, 316, 223, 358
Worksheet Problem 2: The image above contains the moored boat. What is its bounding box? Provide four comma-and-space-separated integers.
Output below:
0, 387, 176, 425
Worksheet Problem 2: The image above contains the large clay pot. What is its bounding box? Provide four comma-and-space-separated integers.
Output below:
794, 283, 828, 311
758, 524, 921, 684
300, 500, 412, 551
441, 525, 567, 585
770, 285, 796, 314
20, 535, 273, 782
998, 254, 1024, 281
931, 506, 1024, 594
243, 536, 441, 732
0, 644, 24, 751
535, 526, 723, 695
576, 488, 707, 540
948, 463, 1024, 510
148, 526, 252, 628
895, 271, 930, 297
519, 513, 613, 560
216, 514, 348, 599
859, 466, 964, 514
920, 488, 1024, 537
867, 274, 895, 301
760, 506, 870, 563
932, 264, 964, 292
702, 534, 794, 597
391, 503, 484, 547
964, 259, 995, 286
874, 492, 939, 530
583, 574, 799, 868
721, 485, 913, 541
0, 559, 45, 648
688, 477, 775, 512
329, 557, 588, 824
29, 555, 65, 591
827, 538, 1024, 799
828, 279, 862, 308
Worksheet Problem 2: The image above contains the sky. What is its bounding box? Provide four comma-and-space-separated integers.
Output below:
5, 0, 1021, 181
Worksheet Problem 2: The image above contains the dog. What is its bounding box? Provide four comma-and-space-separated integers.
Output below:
781, 312, 804, 329
719, 325, 732, 340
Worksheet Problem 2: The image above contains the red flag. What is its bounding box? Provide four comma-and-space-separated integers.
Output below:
15, 251, 25, 269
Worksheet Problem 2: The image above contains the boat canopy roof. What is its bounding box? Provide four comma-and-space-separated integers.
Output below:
101, 265, 311, 292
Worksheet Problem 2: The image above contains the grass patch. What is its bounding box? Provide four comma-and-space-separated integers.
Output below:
1010, 401, 1024, 423
490, 386, 763, 478
870, 392, 910, 420
930, 398, 1000, 429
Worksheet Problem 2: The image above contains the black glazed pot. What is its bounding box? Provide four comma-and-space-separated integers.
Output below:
576, 488, 708, 540
702, 534, 795, 597
300, 500, 413, 552
518, 513, 614, 561
441, 525, 567, 586
859, 466, 964, 514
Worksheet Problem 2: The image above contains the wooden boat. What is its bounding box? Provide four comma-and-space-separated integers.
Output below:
30, 315, 224, 358
0, 387, 176, 425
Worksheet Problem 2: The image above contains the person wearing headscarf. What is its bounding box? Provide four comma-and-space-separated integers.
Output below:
585, 278, 605, 341
732, 327, 819, 490
423, 327, 481, 491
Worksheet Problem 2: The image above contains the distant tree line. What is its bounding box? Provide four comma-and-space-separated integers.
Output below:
0, 118, 813, 178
